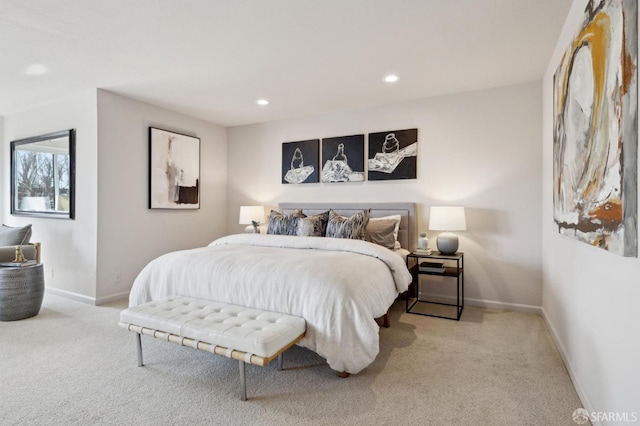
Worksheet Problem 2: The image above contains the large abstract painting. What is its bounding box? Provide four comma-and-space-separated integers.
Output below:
553, 0, 637, 257
149, 127, 200, 209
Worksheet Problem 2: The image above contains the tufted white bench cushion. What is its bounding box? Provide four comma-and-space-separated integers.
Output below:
120, 296, 305, 359
118, 296, 306, 400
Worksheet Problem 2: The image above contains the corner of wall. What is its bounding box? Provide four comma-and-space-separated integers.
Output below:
95, 91, 228, 301
2, 91, 100, 299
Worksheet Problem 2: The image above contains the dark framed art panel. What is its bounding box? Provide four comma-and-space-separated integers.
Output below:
149, 127, 200, 209
321, 134, 365, 182
10, 129, 76, 219
281, 139, 320, 184
367, 128, 418, 180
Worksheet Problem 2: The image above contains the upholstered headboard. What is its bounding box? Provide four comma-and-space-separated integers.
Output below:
279, 202, 417, 251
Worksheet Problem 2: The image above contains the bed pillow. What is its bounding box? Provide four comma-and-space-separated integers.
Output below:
296, 211, 329, 237
369, 214, 402, 248
326, 209, 370, 240
365, 219, 397, 249
0, 224, 32, 246
267, 210, 306, 235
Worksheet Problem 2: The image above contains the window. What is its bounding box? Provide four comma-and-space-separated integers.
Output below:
10, 129, 75, 219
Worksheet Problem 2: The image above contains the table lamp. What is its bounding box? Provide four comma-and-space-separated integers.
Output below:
429, 206, 466, 255
239, 206, 265, 233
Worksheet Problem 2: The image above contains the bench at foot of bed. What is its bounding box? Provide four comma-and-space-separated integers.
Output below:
119, 296, 306, 401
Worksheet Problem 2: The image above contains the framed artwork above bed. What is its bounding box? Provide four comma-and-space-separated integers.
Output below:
321, 134, 365, 183
367, 128, 418, 180
281, 139, 320, 184
149, 127, 200, 209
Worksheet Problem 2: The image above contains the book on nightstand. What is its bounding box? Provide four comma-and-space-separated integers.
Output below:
419, 261, 445, 273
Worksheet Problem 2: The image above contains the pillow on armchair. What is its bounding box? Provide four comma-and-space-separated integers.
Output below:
0, 224, 37, 263
0, 224, 32, 246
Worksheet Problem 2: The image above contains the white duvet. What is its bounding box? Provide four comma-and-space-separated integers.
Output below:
129, 233, 412, 374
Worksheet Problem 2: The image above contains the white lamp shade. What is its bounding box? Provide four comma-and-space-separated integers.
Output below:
429, 206, 466, 231
429, 206, 466, 254
239, 206, 265, 225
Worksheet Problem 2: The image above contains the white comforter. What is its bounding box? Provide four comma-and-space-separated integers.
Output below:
129, 234, 412, 374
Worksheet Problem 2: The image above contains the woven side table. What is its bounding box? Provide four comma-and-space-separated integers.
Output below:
0, 264, 44, 321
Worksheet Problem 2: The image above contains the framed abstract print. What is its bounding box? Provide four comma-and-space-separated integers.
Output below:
149, 127, 200, 209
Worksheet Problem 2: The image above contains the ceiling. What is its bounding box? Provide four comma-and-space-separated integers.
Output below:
0, 0, 572, 127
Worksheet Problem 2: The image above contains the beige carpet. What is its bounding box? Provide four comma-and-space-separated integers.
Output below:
0, 294, 583, 425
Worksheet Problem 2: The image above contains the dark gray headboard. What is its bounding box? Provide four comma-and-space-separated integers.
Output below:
279, 202, 417, 251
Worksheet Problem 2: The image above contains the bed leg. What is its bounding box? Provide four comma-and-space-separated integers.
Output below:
136, 333, 144, 367
336, 371, 350, 378
277, 353, 283, 371
382, 311, 390, 328
239, 360, 247, 401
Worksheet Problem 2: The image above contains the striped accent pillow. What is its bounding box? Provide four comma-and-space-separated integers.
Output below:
325, 209, 370, 240
267, 210, 306, 235
296, 211, 329, 237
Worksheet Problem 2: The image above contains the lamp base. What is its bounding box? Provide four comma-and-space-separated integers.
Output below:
436, 232, 459, 255
244, 225, 261, 234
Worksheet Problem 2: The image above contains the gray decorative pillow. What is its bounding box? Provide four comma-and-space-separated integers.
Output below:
369, 215, 401, 244
267, 210, 306, 235
326, 209, 370, 240
0, 224, 32, 246
365, 219, 397, 249
296, 211, 329, 237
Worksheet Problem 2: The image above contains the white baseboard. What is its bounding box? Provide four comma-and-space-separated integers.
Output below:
541, 307, 599, 426
96, 291, 129, 305
464, 297, 541, 314
419, 292, 541, 314
45, 287, 129, 306
46, 286, 96, 305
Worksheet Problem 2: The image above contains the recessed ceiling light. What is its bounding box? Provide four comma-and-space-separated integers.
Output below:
384, 74, 399, 83
25, 64, 48, 76
256, 99, 270, 106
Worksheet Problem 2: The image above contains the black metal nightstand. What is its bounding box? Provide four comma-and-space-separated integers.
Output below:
405, 251, 464, 320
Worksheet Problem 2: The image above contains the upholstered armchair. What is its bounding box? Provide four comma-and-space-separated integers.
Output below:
0, 224, 41, 263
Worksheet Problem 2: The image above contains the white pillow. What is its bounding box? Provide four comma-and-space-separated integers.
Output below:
369, 215, 401, 248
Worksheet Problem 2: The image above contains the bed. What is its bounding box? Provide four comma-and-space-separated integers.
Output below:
129, 202, 416, 374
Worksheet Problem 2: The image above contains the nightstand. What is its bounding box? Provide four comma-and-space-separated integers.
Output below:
405, 252, 464, 320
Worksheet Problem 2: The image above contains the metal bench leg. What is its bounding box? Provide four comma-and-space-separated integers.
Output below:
239, 360, 247, 401
277, 353, 283, 371
136, 333, 144, 367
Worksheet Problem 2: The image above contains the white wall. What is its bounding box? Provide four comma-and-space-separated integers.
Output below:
2, 90, 227, 304
96, 90, 228, 302
0, 116, 3, 215
2, 91, 99, 299
227, 82, 543, 310
542, 0, 640, 419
